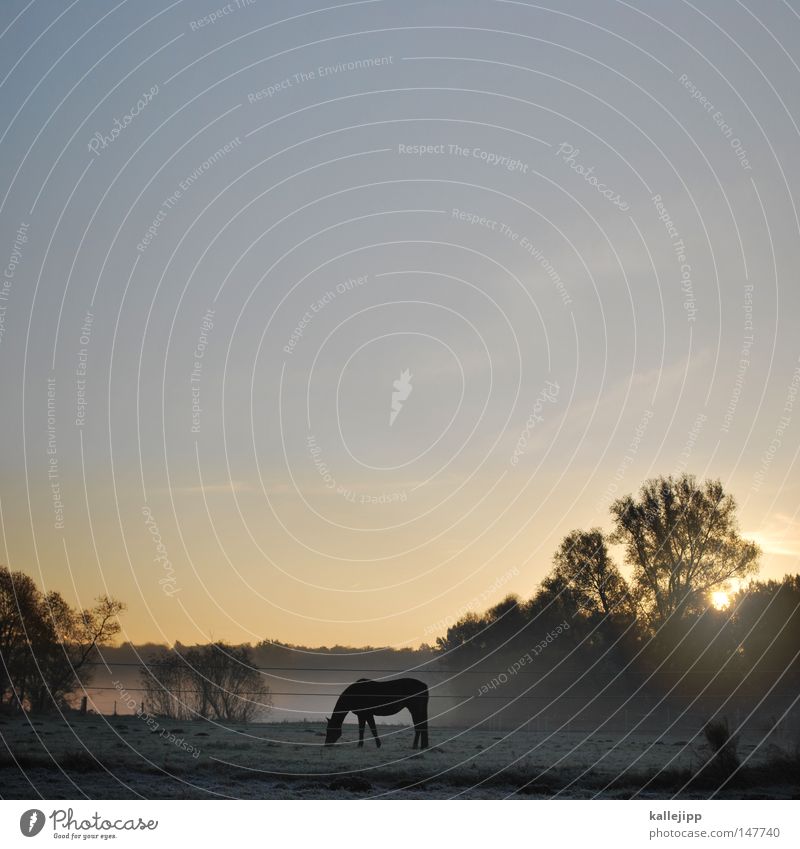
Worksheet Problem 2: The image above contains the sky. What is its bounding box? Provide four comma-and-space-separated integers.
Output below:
1, 0, 799, 648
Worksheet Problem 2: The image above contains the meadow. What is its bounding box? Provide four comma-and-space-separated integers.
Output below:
1, 714, 796, 800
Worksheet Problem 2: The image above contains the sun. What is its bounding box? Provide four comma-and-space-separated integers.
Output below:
711, 591, 731, 610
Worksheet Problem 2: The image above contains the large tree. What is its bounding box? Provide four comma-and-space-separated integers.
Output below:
0, 565, 124, 711
0, 569, 42, 707
610, 475, 760, 626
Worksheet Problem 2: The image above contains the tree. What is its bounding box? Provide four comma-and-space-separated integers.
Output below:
0, 565, 125, 711
729, 575, 800, 673
140, 642, 271, 722
610, 475, 760, 626
185, 643, 271, 722
138, 648, 194, 720
550, 529, 631, 618
434, 612, 487, 655
35, 594, 125, 711
0, 569, 43, 709
480, 594, 528, 648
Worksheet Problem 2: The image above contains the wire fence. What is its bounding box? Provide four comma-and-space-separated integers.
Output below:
77, 660, 800, 735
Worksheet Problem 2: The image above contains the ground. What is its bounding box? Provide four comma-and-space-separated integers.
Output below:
1, 715, 797, 799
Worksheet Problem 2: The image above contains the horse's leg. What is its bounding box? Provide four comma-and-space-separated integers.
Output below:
412, 701, 428, 749
357, 714, 365, 748
367, 715, 381, 748
411, 706, 420, 748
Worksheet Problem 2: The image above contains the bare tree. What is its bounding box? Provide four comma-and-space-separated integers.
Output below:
185, 643, 271, 722
140, 642, 271, 722
139, 648, 195, 720
28, 593, 125, 712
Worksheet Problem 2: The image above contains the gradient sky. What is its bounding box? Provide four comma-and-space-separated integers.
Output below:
1, 0, 799, 647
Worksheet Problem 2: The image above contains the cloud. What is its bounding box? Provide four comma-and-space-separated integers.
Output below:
744, 514, 800, 557
170, 481, 252, 495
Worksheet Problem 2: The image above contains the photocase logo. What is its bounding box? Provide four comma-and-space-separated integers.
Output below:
390, 368, 413, 425
19, 809, 46, 837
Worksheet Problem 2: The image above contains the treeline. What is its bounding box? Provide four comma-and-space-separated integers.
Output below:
435, 573, 800, 678
434, 475, 799, 721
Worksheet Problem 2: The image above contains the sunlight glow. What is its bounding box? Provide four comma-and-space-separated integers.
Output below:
711, 591, 731, 610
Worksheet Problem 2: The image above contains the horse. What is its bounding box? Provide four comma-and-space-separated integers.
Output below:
324, 677, 429, 749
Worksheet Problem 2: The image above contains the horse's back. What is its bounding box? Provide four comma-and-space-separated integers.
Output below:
398, 677, 428, 699
345, 677, 428, 713
375, 677, 428, 698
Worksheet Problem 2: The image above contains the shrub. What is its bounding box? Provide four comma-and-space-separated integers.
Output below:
702, 717, 740, 777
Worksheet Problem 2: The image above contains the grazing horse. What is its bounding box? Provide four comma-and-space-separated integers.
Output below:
325, 678, 429, 749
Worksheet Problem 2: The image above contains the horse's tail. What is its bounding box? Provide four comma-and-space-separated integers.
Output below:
412, 691, 430, 749
412, 683, 429, 715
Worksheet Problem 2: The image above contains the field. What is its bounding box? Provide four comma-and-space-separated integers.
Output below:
2, 714, 797, 799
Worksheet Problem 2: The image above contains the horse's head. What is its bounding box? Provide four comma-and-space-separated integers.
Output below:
324, 716, 342, 746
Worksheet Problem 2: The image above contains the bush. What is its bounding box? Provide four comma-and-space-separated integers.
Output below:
140, 643, 271, 723
702, 717, 740, 777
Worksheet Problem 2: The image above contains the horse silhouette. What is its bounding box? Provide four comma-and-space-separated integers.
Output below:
325, 677, 429, 749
